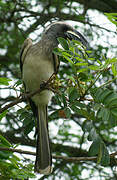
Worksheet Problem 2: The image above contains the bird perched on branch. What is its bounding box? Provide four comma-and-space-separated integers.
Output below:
20, 21, 88, 175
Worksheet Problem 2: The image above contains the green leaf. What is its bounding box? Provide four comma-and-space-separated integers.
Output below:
108, 98, 117, 107
49, 110, 59, 120
75, 56, 85, 62
78, 72, 88, 81
82, 120, 93, 132
112, 64, 117, 76
100, 143, 110, 166
0, 151, 12, 159
88, 128, 99, 141
75, 62, 88, 66
109, 57, 117, 63
57, 37, 69, 50
0, 135, 11, 147
23, 117, 32, 126
15, 79, 23, 87
102, 108, 110, 121
88, 65, 100, 70
54, 95, 62, 106
0, 110, 8, 121
24, 122, 34, 135
80, 109, 90, 119
53, 48, 63, 56
64, 108, 71, 118
77, 68, 88, 73
75, 101, 86, 109
97, 108, 103, 119
0, 77, 11, 85
97, 142, 103, 164
109, 113, 116, 128
89, 136, 110, 166
63, 51, 72, 57
67, 75, 76, 84
105, 13, 117, 25
97, 60, 102, 65
12, 154, 20, 162
104, 93, 117, 106
20, 111, 30, 121
63, 55, 73, 64
69, 88, 80, 102
72, 39, 82, 46
111, 108, 117, 117
89, 138, 100, 156
99, 89, 112, 103
94, 88, 104, 102
88, 57, 95, 61
97, 107, 110, 121
8, 157, 19, 168
71, 105, 81, 114
74, 101, 86, 108
61, 94, 67, 107
86, 50, 92, 54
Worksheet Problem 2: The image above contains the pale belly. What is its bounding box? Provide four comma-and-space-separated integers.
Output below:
22, 54, 54, 105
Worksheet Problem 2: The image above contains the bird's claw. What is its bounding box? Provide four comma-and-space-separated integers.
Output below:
40, 81, 47, 89
40, 73, 56, 89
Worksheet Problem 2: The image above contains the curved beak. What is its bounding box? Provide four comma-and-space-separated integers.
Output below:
65, 29, 89, 48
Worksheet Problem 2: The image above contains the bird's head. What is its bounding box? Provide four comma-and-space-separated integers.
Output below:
42, 21, 88, 48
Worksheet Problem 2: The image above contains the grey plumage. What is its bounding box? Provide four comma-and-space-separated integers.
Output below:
20, 21, 88, 174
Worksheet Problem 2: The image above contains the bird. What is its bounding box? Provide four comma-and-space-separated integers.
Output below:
20, 21, 88, 175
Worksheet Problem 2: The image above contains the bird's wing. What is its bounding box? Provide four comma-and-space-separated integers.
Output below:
52, 53, 60, 74
20, 38, 33, 73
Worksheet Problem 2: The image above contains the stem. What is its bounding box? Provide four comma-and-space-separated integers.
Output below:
80, 72, 102, 100
99, 77, 117, 89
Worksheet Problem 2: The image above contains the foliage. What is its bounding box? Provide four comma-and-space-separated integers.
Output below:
0, 134, 35, 179
0, 79, 35, 179
105, 13, 117, 26
53, 36, 117, 167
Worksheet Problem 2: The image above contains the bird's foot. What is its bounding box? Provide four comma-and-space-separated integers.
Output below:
40, 73, 56, 89
47, 73, 56, 83
40, 81, 47, 89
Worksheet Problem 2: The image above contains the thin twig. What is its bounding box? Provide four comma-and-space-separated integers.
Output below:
0, 88, 41, 114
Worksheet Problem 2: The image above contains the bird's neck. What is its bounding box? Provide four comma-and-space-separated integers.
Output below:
41, 34, 58, 54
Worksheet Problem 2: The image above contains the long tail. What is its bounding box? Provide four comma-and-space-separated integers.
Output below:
34, 105, 52, 174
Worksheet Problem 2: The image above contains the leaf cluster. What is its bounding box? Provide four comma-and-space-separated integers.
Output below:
53, 36, 117, 167
0, 134, 35, 179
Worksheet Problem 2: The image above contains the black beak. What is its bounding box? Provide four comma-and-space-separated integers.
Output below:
65, 29, 89, 49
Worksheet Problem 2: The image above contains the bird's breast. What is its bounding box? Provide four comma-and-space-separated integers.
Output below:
22, 52, 54, 105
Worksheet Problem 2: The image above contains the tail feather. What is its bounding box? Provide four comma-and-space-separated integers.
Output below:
34, 105, 52, 174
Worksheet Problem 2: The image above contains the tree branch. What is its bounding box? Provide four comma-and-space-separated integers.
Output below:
0, 74, 55, 114
73, 0, 117, 13
0, 146, 117, 163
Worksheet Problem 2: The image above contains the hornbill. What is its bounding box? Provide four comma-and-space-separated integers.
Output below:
20, 21, 88, 174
